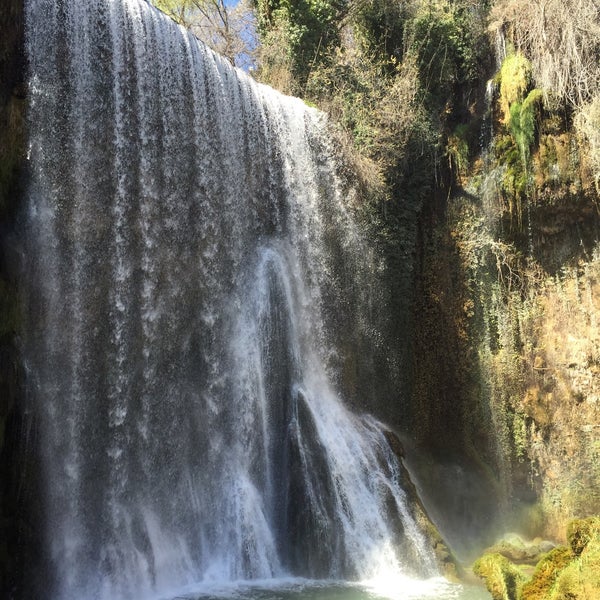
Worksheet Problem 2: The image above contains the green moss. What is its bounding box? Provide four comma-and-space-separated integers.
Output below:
473, 553, 528, 600
552, 533, 600, 600
509, 89, 543, 170
520, 546, 572, 600
566, 517, 600, 556
473, 520, 600, 600
499, 53, 532, 123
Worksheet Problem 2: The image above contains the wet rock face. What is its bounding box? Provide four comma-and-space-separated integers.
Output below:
0, 0, 25, 215
410, 166, 600, 548
1, 2, 28, 598
383, 430, 463, 582
0, 0, 25, 94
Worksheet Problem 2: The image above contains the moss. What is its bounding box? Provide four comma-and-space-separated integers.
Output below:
473, 520, 600, 600
509, 89, 543, 164
566, 517, 600, 556
520, 546, 573, 600
499, 53, 532, 123
519, 520, 600, 600
473, 552, 528, 600
551, 534, 600, 600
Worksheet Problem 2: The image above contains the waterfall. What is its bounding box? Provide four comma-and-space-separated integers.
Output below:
23, 0, 437, 598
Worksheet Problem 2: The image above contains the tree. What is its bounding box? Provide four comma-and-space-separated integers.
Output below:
252, 0, 349, 92
151, 0, 258, 69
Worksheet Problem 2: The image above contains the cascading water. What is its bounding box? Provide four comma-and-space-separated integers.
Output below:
23, 0, 440, 598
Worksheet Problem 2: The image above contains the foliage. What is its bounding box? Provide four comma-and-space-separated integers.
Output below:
447, 124, 470, 181
405, 0, 487, 113
253, 0, 348, 89
152, 0, 193, 23
255, 0, 494, 217
493, 53, 543, 228
491, 0, 600, 109
349, 0, 409, 64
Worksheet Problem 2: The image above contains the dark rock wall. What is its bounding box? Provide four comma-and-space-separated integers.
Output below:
0, 1, 31, 598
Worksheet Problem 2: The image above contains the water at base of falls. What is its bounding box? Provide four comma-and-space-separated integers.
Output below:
159, 579, 490, 600
23, 0, 450, 598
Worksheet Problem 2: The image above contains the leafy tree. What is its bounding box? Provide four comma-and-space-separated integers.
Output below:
405, 0, 489, 116
252, 0, 348, 91
350, 0, 409, 65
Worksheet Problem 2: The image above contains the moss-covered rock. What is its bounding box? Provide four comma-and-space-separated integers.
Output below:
473, 552, 528, 600
548, 517, 600, 600
474, 518, 600, 600
484, 534, 556, 565
551, 548, 600, 600
566, 517, 600, 556
519, 546, 572, 600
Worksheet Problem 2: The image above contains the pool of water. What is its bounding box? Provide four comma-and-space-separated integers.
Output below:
160, 578, 491, 600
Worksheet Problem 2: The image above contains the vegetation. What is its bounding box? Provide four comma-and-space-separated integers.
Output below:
575, 97, 600, 194
490, 0, 600, 109
473, 552, 528, 600
253, 0, 348, 91
474, 518, 600, 600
